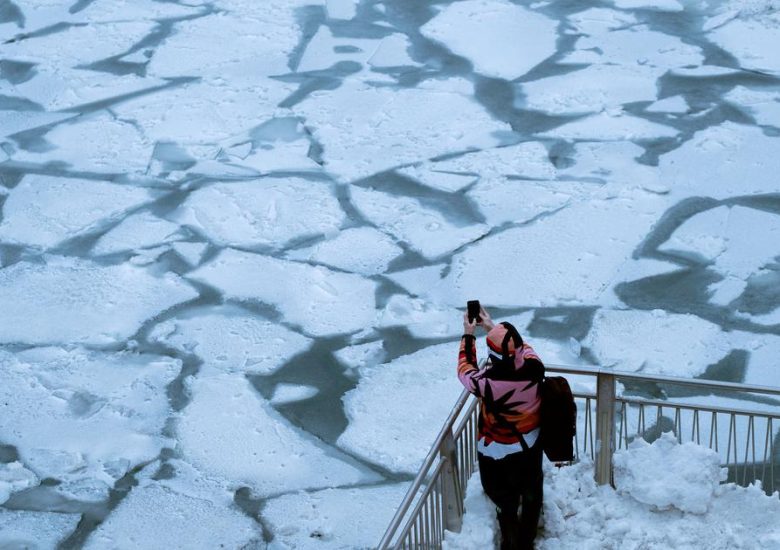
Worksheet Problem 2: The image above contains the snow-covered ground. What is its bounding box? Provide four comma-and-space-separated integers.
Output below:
446, 434, 780, 549
1, 0, 779, 547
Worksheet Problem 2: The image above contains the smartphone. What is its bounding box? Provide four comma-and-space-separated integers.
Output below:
467, 300, 481, 323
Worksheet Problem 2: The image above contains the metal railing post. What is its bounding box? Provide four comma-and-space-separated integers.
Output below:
439, 429, 464, 533
595, 371, 616, 486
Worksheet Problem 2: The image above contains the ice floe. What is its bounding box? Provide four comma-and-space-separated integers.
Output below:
10, 112, 153, 174
0, 347, 179, 499
658, 122, 780, 198
188, 249, 377, 337
177, 374, 377, 496
333, 340, 386, 371
3, 21, 156, 70
171, 241, 208, 267
293, 77, 509, 182
0, 510, 80, 549
0, 461, 38, 504
540, 110, 679, 141
296, 26, 380, 73
427, 141, 557, 180
0, 110, 73, 138
368, 34, 420, 68
377, 294, 463, 338
270, 383, 320, 405
567, 8, 638, 34
173, 178, 344, 250
520, 65, 661, 116
646, 95, 690, 114
262, 483, 410, 549
395, 165, 477, 193
563, 26, 703, 69
708, 12, 780, 75
0, 256, 197, 345
287, 227, 402, 275
350, 186, 489, 260
0, 175, 154, 249
384, 263, 446, 298
92, 212, 181, 256
611, 0, 684, 12
113, 79, 295, 144
725, 86, 780, 127
420, 0, 557, 80
147, 13, 295, 83
84, 479, 262, 549
326, 0, 358, 20
338, 343, 463, 473
150, 305, 312, 376
429, 193, 667, 308
584, 309, 731, 377
659, 205, 780, 305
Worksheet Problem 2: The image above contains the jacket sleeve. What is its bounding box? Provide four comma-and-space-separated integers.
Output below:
457, 334, 482, 397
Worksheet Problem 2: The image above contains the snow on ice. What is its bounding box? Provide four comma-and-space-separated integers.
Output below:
173, 178, 344, 250
420, 0, 558, 81
176, 374, 378, 497
262, 483, 410, 549
0, 175, 154, 249
0, 347, 179, 500
338, 343, 463, 473
0, 256, 197, 345
0, 510, 81, 549
188, 249, 377, 337
293, 77, 510, 182
150, 305, 312, 376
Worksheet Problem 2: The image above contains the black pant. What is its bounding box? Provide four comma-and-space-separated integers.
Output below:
478, 443, 543, 550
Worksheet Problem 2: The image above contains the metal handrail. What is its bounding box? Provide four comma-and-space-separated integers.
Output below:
378, 363, 780, 549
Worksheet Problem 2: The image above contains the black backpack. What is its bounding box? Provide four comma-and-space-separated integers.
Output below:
540, 376, 576, 463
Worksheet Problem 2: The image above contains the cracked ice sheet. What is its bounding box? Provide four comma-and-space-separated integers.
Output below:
658, 122, 780, 199
610, 0, 683, 10
377, 295, 463, 338
84, 479, 262, 549
0, 68, 168, 112
567, 8, 638, 34
92, 212, 182, 256
147, 13, 295, 84
428, 193, 667, 308
426, 141, 557, 180
0, 510, 80, 549
519, 64, 661, 116
3, 21, 156, 71
262, 483, 410, 549
0, 175, 154, 249
150, 304, 312, 376
584, 309, 731, 377
296, 26, 381, 73
286, 227, 402, 276
0, 347, 178, 500
0, 462, 37, 504
293, 77, 509, 182
540, 111, 678, 141
188, 249, 377, 337
725, 86, 780, 128
0, 256, 197, 346
113, 79, 295, 144
350, 186, 489, 260
561, 26, 703, 68
420, 0, 557, 81
658, 205, 780, 306
10, 112, 154, 174
173, 178, 344, 250
709, 12, 780, 75
467, 178, 596, 227
338, 343, 463, 473
177, 374, 378, 497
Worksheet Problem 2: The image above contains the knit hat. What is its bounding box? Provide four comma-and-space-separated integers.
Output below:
486, 322, 524, 362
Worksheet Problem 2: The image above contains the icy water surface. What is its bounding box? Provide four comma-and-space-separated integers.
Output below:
1, 0, 779, 547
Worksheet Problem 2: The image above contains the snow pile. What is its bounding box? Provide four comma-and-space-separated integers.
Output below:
613, 433, 726, 514
0, 462, 38, 504
447, 435, 780, 549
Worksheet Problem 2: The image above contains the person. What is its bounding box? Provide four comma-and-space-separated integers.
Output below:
457, 306, 545, 550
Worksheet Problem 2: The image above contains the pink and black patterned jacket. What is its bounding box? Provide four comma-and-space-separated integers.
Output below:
457, 334, 545, 447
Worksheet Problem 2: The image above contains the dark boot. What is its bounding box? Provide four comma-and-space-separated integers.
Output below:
496, 509, 521, 550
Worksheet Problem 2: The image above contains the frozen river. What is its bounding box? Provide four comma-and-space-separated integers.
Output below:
1, 0, 779, 547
